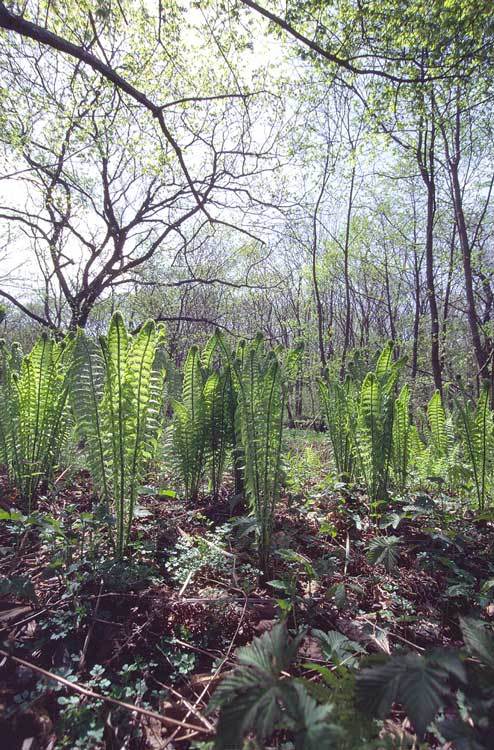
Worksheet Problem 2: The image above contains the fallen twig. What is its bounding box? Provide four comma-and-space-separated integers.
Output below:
79, 578, 104, 671
170, 589, 248, 743
0, 648, 211, 734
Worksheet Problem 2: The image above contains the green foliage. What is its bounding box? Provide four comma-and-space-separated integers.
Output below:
172, 345, 207, 501
229, 335, 286, 575
357, 617, 494, 747
203, 370, 230, 499
320, 342, 422, 499
418, 390, 462, 488
460, 616, 494, 668
354, 342, 404, 501
428, 390, 448, 460
357, 648, 465, 738
0, 573, 37, 602
391, 384, 412, 490
171, 333, 238, 502
202, 331, 238, 500
208, 623, 342, 749
0, 334, 73, 510
312, 629, 365, 669
319, 375, 356, 481
366, 534, 402, 573
456, 385, 494, 510
70, 313, 165, 558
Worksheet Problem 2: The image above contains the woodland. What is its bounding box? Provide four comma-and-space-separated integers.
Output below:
0, 1, 494, 749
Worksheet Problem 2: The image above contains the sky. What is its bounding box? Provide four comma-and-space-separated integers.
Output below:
0, 1, 303, 305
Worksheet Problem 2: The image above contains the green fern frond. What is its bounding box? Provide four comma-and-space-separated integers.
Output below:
392, 384, 411, 490
70, 313, 165, 557
0, 334, 72, 510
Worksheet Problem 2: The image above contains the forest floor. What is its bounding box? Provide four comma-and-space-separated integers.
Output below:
1, 431, 493, 749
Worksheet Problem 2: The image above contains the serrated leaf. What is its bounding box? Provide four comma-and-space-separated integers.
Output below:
357, 650, 465, 738
460, 617, 494, 669
208, 624, 304, 749
313, 628, 364, 668
285, 683, 341, 750
366, 535, 402, 572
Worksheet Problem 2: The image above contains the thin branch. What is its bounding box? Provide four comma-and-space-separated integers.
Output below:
0, 648, 210, 735
238, 0, 465, 84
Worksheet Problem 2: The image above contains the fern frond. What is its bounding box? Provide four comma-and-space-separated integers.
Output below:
392, 384, 411, 490
69, 313, 165, 558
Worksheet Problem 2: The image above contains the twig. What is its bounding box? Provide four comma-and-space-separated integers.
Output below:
9, 608, 48, 631
170, 590, 248, 743
0, 648, 210, 734
79, 578, 103, 671
177, 527, 235, 558
359, 616, 425, 652
169, 638, 225, 662
152, 678, 214, 732
178, 569, 194, 598
53, 466, 72, 485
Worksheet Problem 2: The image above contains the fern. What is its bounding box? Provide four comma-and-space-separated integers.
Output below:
456, 385, 494, 510
420, 390, 462, 488
428, 390, 448, 459
319, 376, 356, 481
171, 332, 241, 503
70, 334, 110, 506
237, 341, 285, 575
70, 313, 165, 557
171, 345, 207, 501
214, 332, 286, 574
201, 330, 238, 499
354, 342, 404, 502
391, 384, 412, 490
355, 372, 384, 500
203, 370, 230, 500
0, 335, 73, 510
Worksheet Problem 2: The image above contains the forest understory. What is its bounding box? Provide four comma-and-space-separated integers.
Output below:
2, 430, 494, 750
1, 1, 494, 748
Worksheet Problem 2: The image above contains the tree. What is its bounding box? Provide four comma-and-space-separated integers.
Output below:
0, 0, 281, 330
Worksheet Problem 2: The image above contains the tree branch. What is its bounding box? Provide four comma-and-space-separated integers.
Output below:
0, 2, 202, 206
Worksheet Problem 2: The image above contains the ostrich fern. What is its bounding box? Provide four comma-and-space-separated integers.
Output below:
319, 376, 356, 481
457, 385, 494, 509
391, 384, 412, 490
353, 342, 404, 501
418, 390, 460, 487
204, 369, 234, 500
226, 335, 286, 576
0, 335, 73, 511
70, 313, 164, 558
171, 344, 207, 501
201, 331, 238, 499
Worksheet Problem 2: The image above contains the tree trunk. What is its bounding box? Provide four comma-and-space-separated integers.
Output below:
417, 114, 443, 393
